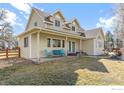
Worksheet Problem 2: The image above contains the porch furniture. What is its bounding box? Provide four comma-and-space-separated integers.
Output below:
67, 53, 77, 56
67, 51, 88, 56
80, 51, 88, 55
44, 49, 52, 57
52, 49, 65, 56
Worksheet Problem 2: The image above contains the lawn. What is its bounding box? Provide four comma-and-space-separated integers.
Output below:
0, 56, 124, 85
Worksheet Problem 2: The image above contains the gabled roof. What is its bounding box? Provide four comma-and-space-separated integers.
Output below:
85, 27, 105, 39
25, 8, 51, 30
71, 18, 80, 27
33, 7, 50, 17
25, 7, 85, 31
52, 10, 66, 21
78, 27, 85, 33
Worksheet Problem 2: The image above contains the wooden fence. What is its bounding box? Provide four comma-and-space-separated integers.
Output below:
0, 47, 20, 59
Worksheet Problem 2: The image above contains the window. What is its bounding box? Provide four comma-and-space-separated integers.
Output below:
53, 39, 61, 47
55, 20, 60, 27
97, 40, 102, 48
62, 40, 65, 48
98, 36, 101, 39
34, 22, 37, 26
72, 26, 75, 31
47, 38, 51, 47
97, 36, 102, 48
24, 37, 28, 47
69, 41, 71, 52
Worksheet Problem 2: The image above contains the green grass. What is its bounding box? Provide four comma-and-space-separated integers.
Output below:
0, 57, 124, 85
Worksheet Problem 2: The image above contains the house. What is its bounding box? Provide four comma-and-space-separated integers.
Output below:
17, 8, 105, 59
84, 28, 105, 55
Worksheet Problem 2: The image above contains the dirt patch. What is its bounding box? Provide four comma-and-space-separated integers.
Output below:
0, 58, 33, 69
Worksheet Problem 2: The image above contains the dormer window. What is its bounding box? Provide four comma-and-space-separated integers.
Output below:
34, 22, 38, 26
55, 20, 60, 27
72, 26, 75, 31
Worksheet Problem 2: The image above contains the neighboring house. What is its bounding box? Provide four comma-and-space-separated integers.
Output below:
17, 8, 105, 59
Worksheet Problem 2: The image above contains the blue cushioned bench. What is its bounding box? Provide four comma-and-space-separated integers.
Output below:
52, 49, 65, 56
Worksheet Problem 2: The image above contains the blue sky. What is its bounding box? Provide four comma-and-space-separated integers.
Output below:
0, 3, 114, 35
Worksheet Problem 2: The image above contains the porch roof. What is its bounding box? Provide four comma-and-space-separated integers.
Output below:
17, 27, 94, 40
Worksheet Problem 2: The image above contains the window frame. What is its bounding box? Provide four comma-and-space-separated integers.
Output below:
24, 37, 29, 47
47, 38, 51, 47
97, 40, 102, 48
72, 26, 76, 31
69, 41, 71, 52
72, 42, 76, 52
62, 40, 65, 48
55, 20, 60, 27
52, 39, 61, 47
34, 22, 38, 26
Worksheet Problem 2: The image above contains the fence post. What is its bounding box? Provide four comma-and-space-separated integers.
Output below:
18, 47, 20, 58
6, 48, 8, 59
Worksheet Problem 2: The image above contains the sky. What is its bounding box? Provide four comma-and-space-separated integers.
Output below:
0, 3, 114, 35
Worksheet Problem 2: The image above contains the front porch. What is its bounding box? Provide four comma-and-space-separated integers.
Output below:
28, 29, 86, 60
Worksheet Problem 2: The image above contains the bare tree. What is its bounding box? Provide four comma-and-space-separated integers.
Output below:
113, 4, 124, 60
0, 9, 17, 49
0, 8, 6, 21
113, 4, 124, 40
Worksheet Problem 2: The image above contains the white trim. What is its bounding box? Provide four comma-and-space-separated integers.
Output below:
37, 32, 40, 59
43, 21, 53, 25
65, 36, 68, 56
80, 39, 82, 51
29, 34, 32, 58
62, 25, 71, 30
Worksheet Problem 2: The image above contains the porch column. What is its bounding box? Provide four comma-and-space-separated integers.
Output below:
37, 32, 40, 60
79, 39, 82, 55
29, 34, 32, 58
65, 36, 68, 56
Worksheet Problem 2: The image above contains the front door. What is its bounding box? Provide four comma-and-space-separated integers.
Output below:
72, 42, 75, 52
68, 41, 76, 53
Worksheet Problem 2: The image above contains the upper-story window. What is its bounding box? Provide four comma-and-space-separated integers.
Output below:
72, 26, 76, 31
55, 20, 60, 27
34, 22, 38, 26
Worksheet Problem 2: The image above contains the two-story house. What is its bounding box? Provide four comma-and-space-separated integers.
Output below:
17, 8, 105, 59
